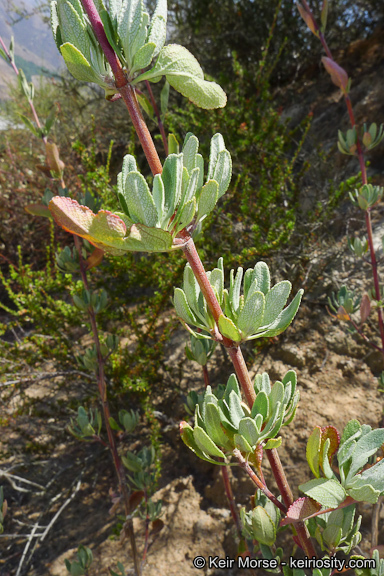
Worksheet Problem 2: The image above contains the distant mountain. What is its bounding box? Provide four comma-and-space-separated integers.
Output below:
0, 0, 63, 99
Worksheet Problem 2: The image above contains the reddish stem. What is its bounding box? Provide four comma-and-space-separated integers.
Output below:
234, 449, 287, 514
79, 0, 163, 176
180, 232, 315, 554
202, 365, 210, 388
119, 84, 163, 175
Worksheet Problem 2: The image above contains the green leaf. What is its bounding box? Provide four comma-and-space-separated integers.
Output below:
131, 42, 156, 74
238, 417, 260, 447
109, 417, 121, 431
205, 403, 231, 448
128, 221, 173, 251
251, 391, 269, 421
254, 289, 303, 339
254, 261, 270, 294
162, 153, 183, 220
0, 47, 7, 62
212, 149, 232, 198
136, 92, 154, 119
18, 68, 32, 100
58, 0, 89, 59
323, 525, 342, 548
173, 288, 198, 325
180, 422, 220, 464
17, 113, 40, 137
347, 428, 384, 481
208, 133, 225, 180
228, 390, 244, 428
224, 374, 241, 401
299, 478, 346, 508
238, 290, 265, 337
134, 44, 227, 109
168, 133, 179, 154
25, 203, 52, 218
218, 314, 241, 342
196, 179, 219, 221
250, 506, 276, 546
229, 267, 243, 313
193, 426, 226, 458
148, 0, 167, 57
60, 43, 103, 85
263, 281, 291, 326
100, 9, 123, 60
182, 132, 199, 174
152, 174, 165, 216
117, 0, 146, 69
306, 426, 322, 478
264, 437, 282, 450
160, 80, 170, 115
175, 198, 196, 232
346, 483, 381, 504
234, 433, 253, 453
123, 171, 158, 226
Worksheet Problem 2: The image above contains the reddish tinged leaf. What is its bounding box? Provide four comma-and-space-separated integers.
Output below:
45, 141, 65, 173
322, 57, 349, 92
85, 248, 104, 270
281, 497, 322, 526
127, 490, 145, 514
25, 203, 52, 218
363, 131, 373, 148
297, 3, 318, 36
150, 518, 164, 536
360, 293, 371, 324
337, 305, 350, 322
35, 164, 53, 176
320, 425, 340, 466
49, 197, 128, 254
254, 443, 263, 477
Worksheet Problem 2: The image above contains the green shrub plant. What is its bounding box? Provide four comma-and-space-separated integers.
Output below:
1, 0, 384, 574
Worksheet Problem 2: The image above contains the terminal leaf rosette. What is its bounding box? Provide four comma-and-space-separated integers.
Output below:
49, 132, 231, 253
51, 0, 226, 107
174, 258, 303, 342
180, 370, 299, 465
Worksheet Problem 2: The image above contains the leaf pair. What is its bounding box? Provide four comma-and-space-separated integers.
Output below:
180, 370, 299, 465
49, 132, 231, 254
174, 258, 303, 343
51, 0, 226, 108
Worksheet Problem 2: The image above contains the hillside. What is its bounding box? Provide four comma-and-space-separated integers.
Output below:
0, 0, 62, 99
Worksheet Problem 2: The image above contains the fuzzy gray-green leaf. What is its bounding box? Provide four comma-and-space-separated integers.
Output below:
58, 0, 89, 59
131, 41, 156, 74
212, 149, 232, 198
251, 390, 269, 421
182, 133, 199, 174
263, 281, 291, 326
174, 288, 197, 325
208, 133, 225, 180
254, 262, 270, 294
194, 426, 226, 458
254, 289, 303, 339
123, 172, 158, 226
135, 44, 227, 109
239, 417, 260, 447
162, 153, 183, 220
238, 290, 265, 337
196, 180, 219, 221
